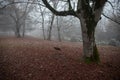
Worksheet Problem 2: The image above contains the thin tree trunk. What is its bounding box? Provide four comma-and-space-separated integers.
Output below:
39, 5, 46, 40
41, 13, 46, 40
57, 16, 61, 42
47, 1, 58, 40
16, 27, 21, 38
47, 14, 55, 40
22, 22, 25, 37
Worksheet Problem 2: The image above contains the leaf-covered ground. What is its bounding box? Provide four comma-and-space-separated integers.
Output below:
0, 37, 120, 80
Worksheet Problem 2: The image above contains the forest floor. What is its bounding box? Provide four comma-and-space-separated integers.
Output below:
0, 37, 120, 80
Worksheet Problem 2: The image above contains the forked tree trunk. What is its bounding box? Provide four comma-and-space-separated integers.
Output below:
76, 0, 105, 62
47, 14, 55, 40
79, 16, 99, 62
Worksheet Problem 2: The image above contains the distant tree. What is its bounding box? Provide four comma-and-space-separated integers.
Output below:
105, 0, 120, 41
0, 0, 35, 37
42, 0, 108, 62
47, 13, 55, 40
47, 0, 59, 40
56, 16, 62, 41
0, 1, 15, 34
4, 0, 35, 37
55, 16, 81, 42
0, 13, 14, 34
39, 5, 46, 40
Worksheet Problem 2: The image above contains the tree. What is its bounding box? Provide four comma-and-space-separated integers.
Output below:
42, 0, 108, 62
47, 0, 58, 40
56, 16, 62, 42
7, 0, 35, 37
39, 5, 46, 40
55, 16, 81, 42
0, 12, 14, 35
105, 0, 120, 41
47, 13, 55, 40
0, 0, 35, 37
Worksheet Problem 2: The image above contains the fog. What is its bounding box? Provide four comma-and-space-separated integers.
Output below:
0, 0, 120, 46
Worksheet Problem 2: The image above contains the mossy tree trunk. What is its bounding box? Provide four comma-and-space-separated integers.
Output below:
76, 0, 106, 63
79, 16, 99, 63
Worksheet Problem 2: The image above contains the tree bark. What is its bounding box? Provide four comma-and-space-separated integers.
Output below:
78, 15, 100, 62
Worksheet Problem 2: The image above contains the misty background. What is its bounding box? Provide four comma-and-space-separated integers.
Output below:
0, 0, 120, 46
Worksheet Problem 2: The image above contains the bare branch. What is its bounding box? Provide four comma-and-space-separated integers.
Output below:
107, 1, 114, 9
42, 0, 77, 16
102, 13, 120, 25
68, 0, 72, 10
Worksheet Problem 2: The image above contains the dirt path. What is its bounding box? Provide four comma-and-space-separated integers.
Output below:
0, 37, 120, 80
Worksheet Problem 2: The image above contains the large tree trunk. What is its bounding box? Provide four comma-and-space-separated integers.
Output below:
79, 16, 99, 62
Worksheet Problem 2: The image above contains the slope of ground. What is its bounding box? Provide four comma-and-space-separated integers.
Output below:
0, 37, 120, 80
